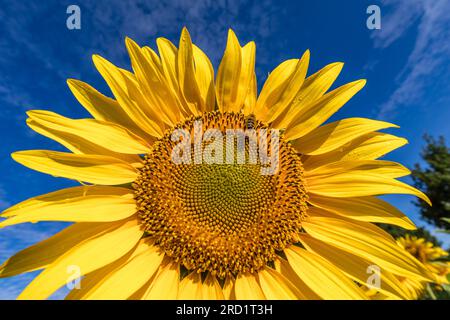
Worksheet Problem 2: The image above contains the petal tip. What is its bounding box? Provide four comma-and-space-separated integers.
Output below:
181, 27, 191, 39
92, 54, 102, 65
419, 192, 432, 206
125, 36, 138, 49
330, 61, 344, 71
25, 110, 35, 118
227, 28, 239, 44
357, 79, 367, 87
10, 151, 23, 163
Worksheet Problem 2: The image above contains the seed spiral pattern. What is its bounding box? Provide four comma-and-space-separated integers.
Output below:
133, 111, 308, 278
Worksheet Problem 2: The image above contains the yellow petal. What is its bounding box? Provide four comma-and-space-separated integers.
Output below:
125, 38, 180, 126
302, 216, 433, 282
201, 273, 225, 300
273, 257, 322, 299
285, 79, 366, 140
142, 46, 162, 71
157, 38, 179, 92
177, 27, 204, 115
18, 219, 143, 299
234, 273, 265, 300
26, 118, 142, 165
143, 261, 180, 299
216, 29, 242, 113
79, 240, 164, 299
65, 259, 122, 300
258, 267, 304, 299
299, 234, 411, 300
66, 79, 152, 141
92, 54, 163, 137
126, 278, 155, 300
305, 160, 411, 179
193, 44, 216, 112
254, 59, 298, 120
308, 194, 416, 230
306, 171, 431, 205
302, 132, 408, 170
291, 118, 398, 155
119, 68, 168, 128
284, 246, 368, 300
12, 150, 137, 185
156, 37, 192, 118
242, 71, 257, 115
231, 41, 256, 113
222, 275, 235, 300
0, 223, 108, 278
306, 206, 402, 240
258, 50, 310, 124
67, 241, 159, 300
0, 186, 136, 227
275, 62, 343, 128
27, 110, 150, 154
177, 272, 203, 299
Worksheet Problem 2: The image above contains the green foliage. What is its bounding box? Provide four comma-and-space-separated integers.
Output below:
380, 136, 450, 299
436, 218, 450, 234
425, 283, 450, 300
411, 135, 450, 228
424, 272, 450, 300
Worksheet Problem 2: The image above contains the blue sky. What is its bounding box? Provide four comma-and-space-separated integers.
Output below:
0, 0, 449, 299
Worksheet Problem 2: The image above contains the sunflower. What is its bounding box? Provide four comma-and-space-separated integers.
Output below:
396, 235, 450, 299
0, 28, 434, 300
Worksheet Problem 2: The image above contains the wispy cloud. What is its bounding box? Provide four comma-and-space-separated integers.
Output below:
0, 223, 65, 261
371, 0, 423, 49
0, 186, 11, 211
0, 273, 36, 300
371, 0, 450, 118
0, 0, 283, 119
82, 0, 283, 69
0, 222, 68, 299
0, 271, 68, 300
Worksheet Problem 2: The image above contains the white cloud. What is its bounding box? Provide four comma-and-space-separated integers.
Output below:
0, 222, 70, 299
371, 0, 450, 118
371, 0, 423, 49
0, 187, 11, 211
0, 223, 66, 261
83, 0, 282, 66
0, 0, 283, 118
0, 273, 37, 300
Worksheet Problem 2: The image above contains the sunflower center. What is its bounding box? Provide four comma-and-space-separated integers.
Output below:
133, 111, 308, 278
178, 163, 274, 234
